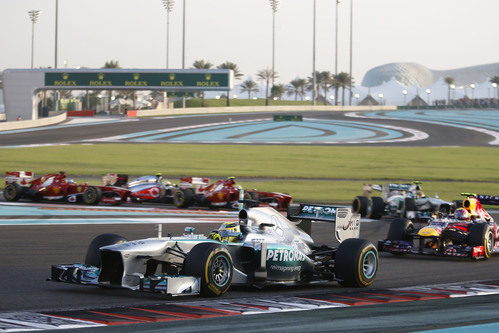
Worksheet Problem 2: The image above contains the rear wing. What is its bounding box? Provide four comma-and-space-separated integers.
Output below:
288, 204, 361, 242
476, 194, 499, 206
5, 171, 33, 186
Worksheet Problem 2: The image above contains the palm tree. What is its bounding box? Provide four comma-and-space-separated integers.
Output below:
218, 61, 243, 106
257, 68, 278, 106
491, 76, 499, 102
239, 79, 259, 99
270, 84, 285, 100
287, 78, 307, 101
334, 72, 352, 106
444, 77, 455, 105
192, 60, 213, 107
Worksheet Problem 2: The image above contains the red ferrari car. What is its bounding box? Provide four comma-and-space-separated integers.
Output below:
3, 171, 130, 205
173, 176, 292, 210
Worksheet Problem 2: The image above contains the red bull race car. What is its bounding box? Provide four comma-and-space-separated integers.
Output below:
3, 171, 130, 205
173, 177, 292, 210
378, 194, 499, 260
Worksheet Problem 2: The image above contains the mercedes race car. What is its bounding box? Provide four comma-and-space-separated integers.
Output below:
50, 204, 378, 297
378, 194, 499, 260
3, 171, 130, 205
173, 177, 292, 210
353, 182, 455, 221
102, 173, 177, 203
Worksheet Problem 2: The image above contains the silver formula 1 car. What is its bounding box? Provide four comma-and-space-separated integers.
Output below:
50, 204, 378, 297
353, 182, 455, 221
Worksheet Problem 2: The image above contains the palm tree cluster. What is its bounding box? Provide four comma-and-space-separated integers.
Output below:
192, 59, 243, 106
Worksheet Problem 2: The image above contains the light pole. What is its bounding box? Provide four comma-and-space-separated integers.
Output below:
312, 0, 317, 106
354, 93, 360, 105
402, 89, 408, 105
348, 0, 353, 105
425, 89, 431, 105
334, 0, 341, 105
492, 82, 498, 102
377, 93, 383, 105
269, 0, 279, 87
28, 10, 41, 69
181, 0, 186, 108
54, 0, 59, 113
161, 0, 175, 69
450, 84, 455, 103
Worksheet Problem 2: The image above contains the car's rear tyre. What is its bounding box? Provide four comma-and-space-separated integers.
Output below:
83, 186, 102, 205
387, 218, 414, 241
352, 196, 369, 217
3, 183, 23, 201
468, 223, 494, 259
368, 197, 384, 219
173, 189, 194, 208
183, 243, 233, 297
402, 197, 416, 217
336, 238, 378, 287
84, 233, 128, 267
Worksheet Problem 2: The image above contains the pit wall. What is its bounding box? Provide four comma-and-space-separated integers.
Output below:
127, 105, 396, 117
0, 112, 67, 132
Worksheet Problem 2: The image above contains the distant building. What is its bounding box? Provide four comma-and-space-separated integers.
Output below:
362, 62, 499, 87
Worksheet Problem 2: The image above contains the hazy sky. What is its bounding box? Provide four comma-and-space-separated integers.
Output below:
1, 0, 498, 86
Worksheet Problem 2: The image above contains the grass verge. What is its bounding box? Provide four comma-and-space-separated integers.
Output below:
0, 144, 497, 202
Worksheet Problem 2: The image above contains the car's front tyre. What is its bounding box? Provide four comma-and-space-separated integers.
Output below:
183, 243, 233, 297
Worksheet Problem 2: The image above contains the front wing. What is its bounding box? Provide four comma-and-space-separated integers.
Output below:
50, 264, 200, 296
377, 240, 487, 259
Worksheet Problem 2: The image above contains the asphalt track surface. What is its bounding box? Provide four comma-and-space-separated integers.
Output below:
0, 109, 498, 146
0, 203, 499, 332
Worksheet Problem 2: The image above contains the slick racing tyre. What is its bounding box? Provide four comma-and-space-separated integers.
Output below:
368, 197, 385, 220
387, 218, 414, 241
402, 197, 416, 218
3, 183, 24, 201
335, 238, 378, 287
84, 233, 128, 267
83, 186, 102, 205
352, 196, 369, 217
173, 189, 194, 208
468, 223, 494, 259
183, 243, 233, 297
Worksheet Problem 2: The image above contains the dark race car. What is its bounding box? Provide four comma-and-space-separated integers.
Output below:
378, 194, 499, 260
173, 176, 292, 210
50, 204, 378, 297
3, 171, 130, 205
353, 182, 455, 221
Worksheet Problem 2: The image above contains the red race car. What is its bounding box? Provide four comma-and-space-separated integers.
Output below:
3, 171, 130, 205
173, 176, 292, 210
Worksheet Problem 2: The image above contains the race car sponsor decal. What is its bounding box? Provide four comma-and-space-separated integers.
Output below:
4, 281, 499, 331
266, 248, 306, 262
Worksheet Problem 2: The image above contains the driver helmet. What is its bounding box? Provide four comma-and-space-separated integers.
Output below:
67, 178, 76, 184
209, 222, 242, 243
455, 208, 470, 221
227, 176, 236, 184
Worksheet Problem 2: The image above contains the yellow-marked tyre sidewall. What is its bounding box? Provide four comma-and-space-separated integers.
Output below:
336, 238, 378, 288
356, 245, 378, 287
202, 247, 232, 297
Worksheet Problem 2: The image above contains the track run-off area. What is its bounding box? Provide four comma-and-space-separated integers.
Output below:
0, 109, 498, 147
